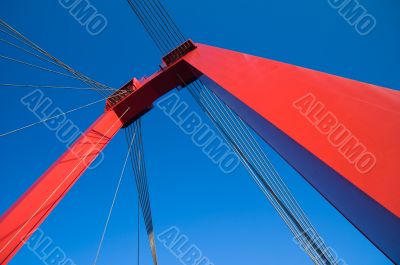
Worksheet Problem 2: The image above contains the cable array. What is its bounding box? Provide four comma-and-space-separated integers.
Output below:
0, 83, 115, 91
188, 82, 337, 264
0, 89, 128, 137
124, 120, 158, 265
124, 0, 338, 264
92, 121, 136, 265
126, 0, 185, 54
0, 19, 115, 97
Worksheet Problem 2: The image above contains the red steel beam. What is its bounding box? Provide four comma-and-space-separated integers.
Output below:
0, 110, 127, 264
183, 43, 400, 219
181, 43, 400, 263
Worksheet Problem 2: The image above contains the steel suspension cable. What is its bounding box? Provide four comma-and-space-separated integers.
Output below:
201, 86, 329, 243
127, 123, 157, 265
0, 37, 110, 97
150, 0, 186, 42
147, 0, 184, 45
0, 24, 113, 94
125, 125, 146, 264
191, 80, 333, 264
126, 0, 167, 53
134, 122, 158, 265
0, 83, 114, 91
186, 82, 318, 258
0, 37, 64, 68
125, 121, 158, 265
0, 54, 103, 84
125, 0, 184, 54
198, 85, 316, 232
0, 20, 114, 96
92, 122, 137, 265
137, 196, 141, 264
135, 0, 175, 50
0, 89, 128, 137
0, 32, 109, 98
187, 82, 336, 264
126, 1, 188, 58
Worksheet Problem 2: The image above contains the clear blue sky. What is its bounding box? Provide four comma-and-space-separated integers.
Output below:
0, 0, 399, 264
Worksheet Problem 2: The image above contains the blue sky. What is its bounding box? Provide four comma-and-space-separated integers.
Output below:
0, 0, 399, 264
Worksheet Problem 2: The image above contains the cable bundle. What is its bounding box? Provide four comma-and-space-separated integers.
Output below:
126, 0, 185, 54
125, 0, 338, 264
0, 19, 115, 97
188, 82, 337, 265
125, 120, 158, 265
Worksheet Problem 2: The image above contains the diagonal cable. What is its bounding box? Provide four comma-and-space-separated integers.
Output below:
0, 54, 92, 81
187, 81, 337, 264
125, 120, 158, 265
0, 19, 114, 97
0, 89, 127, 137
0, 21, 113, 93
92, 122, 137, 265
0, 83, 115, 91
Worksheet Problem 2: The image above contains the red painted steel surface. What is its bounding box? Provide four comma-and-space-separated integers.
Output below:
184, 43, 400, 219
0, 110, 126, 264
109, 59, 200, 125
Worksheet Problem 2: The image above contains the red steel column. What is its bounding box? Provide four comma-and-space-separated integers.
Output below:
182, 43, 400, 263
0, 109, 127, 264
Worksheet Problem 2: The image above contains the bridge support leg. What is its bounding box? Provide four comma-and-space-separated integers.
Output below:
183, 43, 400, 264
0, 109, 126, 264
